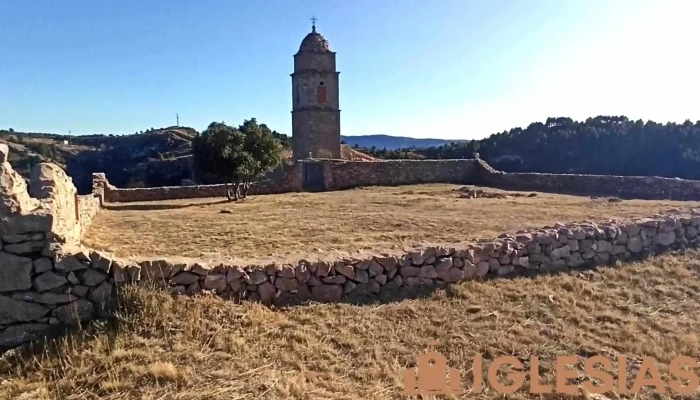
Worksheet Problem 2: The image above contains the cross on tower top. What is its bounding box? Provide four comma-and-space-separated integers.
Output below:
311, 15, 318, 32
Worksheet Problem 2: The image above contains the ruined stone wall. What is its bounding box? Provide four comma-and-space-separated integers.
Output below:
475, 159, 700, 200
1, 146, 104, 348
322, 159, 478, 191
97, 163, 304, 203
3, 208, 698, 349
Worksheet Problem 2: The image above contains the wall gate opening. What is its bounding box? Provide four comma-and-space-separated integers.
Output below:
303, 162, 325, 191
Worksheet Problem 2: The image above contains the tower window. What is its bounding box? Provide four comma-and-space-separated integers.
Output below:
317, 86, 327, 103
320, 81, 324, 86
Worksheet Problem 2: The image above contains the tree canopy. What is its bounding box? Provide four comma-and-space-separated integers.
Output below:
358, 116, 700, 180
192, 119, 283, 201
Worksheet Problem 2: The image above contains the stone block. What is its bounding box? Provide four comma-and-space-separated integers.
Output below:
0, 252, 33, 292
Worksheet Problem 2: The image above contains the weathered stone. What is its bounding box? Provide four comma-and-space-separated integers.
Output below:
567, 240, 579, 252
611, 245, 627, 255
376, 255, 398, 270
190, 263, 212, 275
626, 236, 643, 253
334, 262, 355, 279
78, 268, 107, 287
314, 261, 333, 277
686, 226, 698, 239
0, 296, 50, 324
514, 256, 530, 268
0, 252, 33, 292
89, 251, 112, 273
203, 274, 227, 292
88, 281, 113, 305
3, 240, 45, 255
374, 274, 387, 285
453, 257, 464, 268
54, 254, 88, 272
497, 265, 515, 276
355, 260, 371, 270
11, 291, 77, 305
438, 267, 465, 283
142, 260, 173, 281
171, 272, 200, 285
33, 271, 67, 292
400, 266, 421, 278
343, 281, 357, 294
409, 250, 426, 265
277, 265, 295, 278
66, 272, 80, 285
0, 323, 50, 348
582, 250, 596, 259
71, 285, 89, 298
367, 280, 381, 294
295, 263, 311, 283
368, 261, 384, 277
257, 282, 275, 304
550, 245, 570, 261
653, 231, 676, 246
1, 233, 41, 244
475, 261, 490, 277
542, 260, 567, 272
53, 300, 94, 325
593, 240, 613, 253
615, 231, 628, 245
307, 275, 321, 286
488, 258, 500, 271
463, 260, 476, 278
404, 276, 422, 287
579, 239, 593, 252
311, 284, 343, 302
126, 264, 141, 281
32, 257, 53, 274
594, 252, 611, 264
625, 224, 642, 236
245, 270, 268, 285
354, 269, 369, 284
419, 265, 438, 279
275, 277, 299, 292
185, 281, 201, 295
566, 252, 586, 268
321, 275, 346, 284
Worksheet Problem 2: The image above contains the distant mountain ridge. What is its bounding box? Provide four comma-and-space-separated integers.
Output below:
341, 135, 465, 150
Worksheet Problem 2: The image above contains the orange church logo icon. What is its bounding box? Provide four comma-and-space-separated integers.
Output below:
403, 340, 463, 396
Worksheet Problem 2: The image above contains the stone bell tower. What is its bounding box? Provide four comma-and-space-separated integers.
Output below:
291, 17, 341, 160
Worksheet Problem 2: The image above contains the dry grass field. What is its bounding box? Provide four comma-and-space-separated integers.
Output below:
83, 184, 700, 259
2, 250, 700, 399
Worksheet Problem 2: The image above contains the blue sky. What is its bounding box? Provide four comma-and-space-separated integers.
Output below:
1, 0, 699, 140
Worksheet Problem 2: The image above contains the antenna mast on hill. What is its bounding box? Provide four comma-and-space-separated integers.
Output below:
176, 113, 179, 127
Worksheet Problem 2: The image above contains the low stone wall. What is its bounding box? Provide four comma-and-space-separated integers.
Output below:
77, 195, 101, 235
322, 159, 477, 191
3, 209, 698, 349
93, 159, 479, 203
475, 159, 700, 200
96, 163, 304, 203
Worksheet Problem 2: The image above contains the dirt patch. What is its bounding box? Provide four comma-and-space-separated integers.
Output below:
457, 187, 538, 199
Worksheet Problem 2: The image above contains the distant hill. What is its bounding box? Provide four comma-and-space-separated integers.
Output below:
0, 126, 376, 193
341, 135, 465, 150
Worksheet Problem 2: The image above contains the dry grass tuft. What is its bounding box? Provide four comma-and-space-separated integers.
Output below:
2, 250, 700, 399
83, 184, 700, 259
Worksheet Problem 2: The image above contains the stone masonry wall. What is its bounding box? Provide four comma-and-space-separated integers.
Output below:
96, 163, 304, 203
1, 146, 104, 349
475, 159, 700, 200
3, 209, 698, 350
322, 159, 478, 191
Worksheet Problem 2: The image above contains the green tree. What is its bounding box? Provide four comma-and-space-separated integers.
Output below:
192, 120, 282, 201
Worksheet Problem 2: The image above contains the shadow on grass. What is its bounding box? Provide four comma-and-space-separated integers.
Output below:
103, 198, 230, 211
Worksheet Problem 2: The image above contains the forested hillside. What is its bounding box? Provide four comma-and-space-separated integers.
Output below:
363, 116, 700, 180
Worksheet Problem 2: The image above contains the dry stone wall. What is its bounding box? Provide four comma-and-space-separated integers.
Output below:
1, 146, 104, 349
95, 163, 304, 203
475, 159, 700, 200
4, 208, 698, 350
